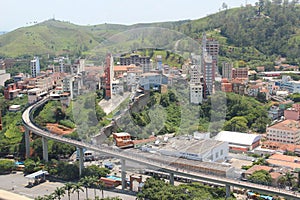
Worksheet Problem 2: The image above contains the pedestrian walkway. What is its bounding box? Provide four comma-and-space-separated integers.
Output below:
0, 189, 32, 200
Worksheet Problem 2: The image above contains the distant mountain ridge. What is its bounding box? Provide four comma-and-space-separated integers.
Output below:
1, 1, 300, 67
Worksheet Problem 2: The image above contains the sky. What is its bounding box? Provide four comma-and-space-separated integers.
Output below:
1, 0, 257, 32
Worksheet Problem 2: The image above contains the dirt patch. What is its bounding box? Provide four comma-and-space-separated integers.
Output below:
46, 123, 74, 135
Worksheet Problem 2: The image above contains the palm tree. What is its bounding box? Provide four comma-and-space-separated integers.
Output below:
44, 194, 55, 200
284, 172, 296, 190
72, 182, 84, 200
63, 182, 74, 200
80, 176, 94, 200
98, 180, 105, 199
89, 176, 99, 199
53, 187, 65, 200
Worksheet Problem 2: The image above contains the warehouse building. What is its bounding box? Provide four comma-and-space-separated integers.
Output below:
214, 131, 261, 152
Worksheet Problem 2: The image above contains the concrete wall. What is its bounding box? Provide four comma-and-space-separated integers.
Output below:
130, 92, 150, 113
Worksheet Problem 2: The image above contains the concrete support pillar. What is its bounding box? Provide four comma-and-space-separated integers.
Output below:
78, 147, 84, 177
121, 159, 126, 190
169, 172, 174, 185
25, 129, 30, 158
42, 137, 48, 162
225, 184, 231, 199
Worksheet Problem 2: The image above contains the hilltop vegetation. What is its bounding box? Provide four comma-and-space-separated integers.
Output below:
1, 1, 300, 68
0, 95, 28, 158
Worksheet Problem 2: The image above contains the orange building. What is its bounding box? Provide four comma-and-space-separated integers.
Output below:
114, 64, 136, 78
266, 119, 300, 144
221, 78, 232, 92
112, 132, 133, 148
100, 177, 121, 188
4, 83, 21, 100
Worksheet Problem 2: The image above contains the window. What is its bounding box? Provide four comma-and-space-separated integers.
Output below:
220, 150, 223, 156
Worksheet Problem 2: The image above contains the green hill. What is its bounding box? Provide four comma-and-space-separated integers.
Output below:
1, 1, 300, 68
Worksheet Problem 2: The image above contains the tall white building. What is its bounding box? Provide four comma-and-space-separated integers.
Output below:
189, 65, 203, 104
30, 57, 40, 78
190, 83, 203, 104
62, 74, 83, 99
190, 65, 201, 83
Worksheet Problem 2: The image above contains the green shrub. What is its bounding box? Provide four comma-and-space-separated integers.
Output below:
58, 120, 75, 129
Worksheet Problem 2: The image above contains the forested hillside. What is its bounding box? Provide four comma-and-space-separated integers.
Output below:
1, 0, 300, 67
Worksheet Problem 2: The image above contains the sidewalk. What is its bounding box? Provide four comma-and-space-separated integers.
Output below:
0, 189, 32, 200
99, 92, 130, 114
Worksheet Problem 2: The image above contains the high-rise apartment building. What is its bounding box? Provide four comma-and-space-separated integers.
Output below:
202, 52, 215, 96
105, 53, 114, 99
119, 54, 151, 73
189, 65, 203, 104
30, 57, 40, 78
202, 33, 219, 66
222, 62, 233, 80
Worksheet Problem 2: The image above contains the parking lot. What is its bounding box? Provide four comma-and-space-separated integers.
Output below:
0, 172, 136, 200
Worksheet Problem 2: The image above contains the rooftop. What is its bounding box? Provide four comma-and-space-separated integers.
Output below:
113, 132, 131, 137
124, 148, 231, 172
159, 137, 226, 155
245, 165, 272, 175
215, 131, 261, 146
140, 72, 160, 77
268, 119, 300, 132
267, 154, 300, 170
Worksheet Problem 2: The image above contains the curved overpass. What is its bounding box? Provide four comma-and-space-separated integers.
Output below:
22, 98, 299, 199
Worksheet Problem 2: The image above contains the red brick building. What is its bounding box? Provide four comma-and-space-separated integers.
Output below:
4, 83, 21, 100
232, 67, 248, 79
104, 53, 113, 99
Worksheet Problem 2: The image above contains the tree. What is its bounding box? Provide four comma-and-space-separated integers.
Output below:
89, 176, 99, 199
53, 187, 65, 200
24, 159, 37, 174
82, 165, 110, 178
224, 116, 248, 132
248, 170, 272, 185
137, 177, 229, 200
71, 182, 84, 200
0, 159, 15, 174
43, 194, 55, 200
80, 176, 94, 200
63, 182, 74, 200
97, 180, 105, 199
222, 2, 228, 10
282, 172, 296, 189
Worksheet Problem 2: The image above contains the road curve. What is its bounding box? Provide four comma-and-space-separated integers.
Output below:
22, 98, 299, 199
